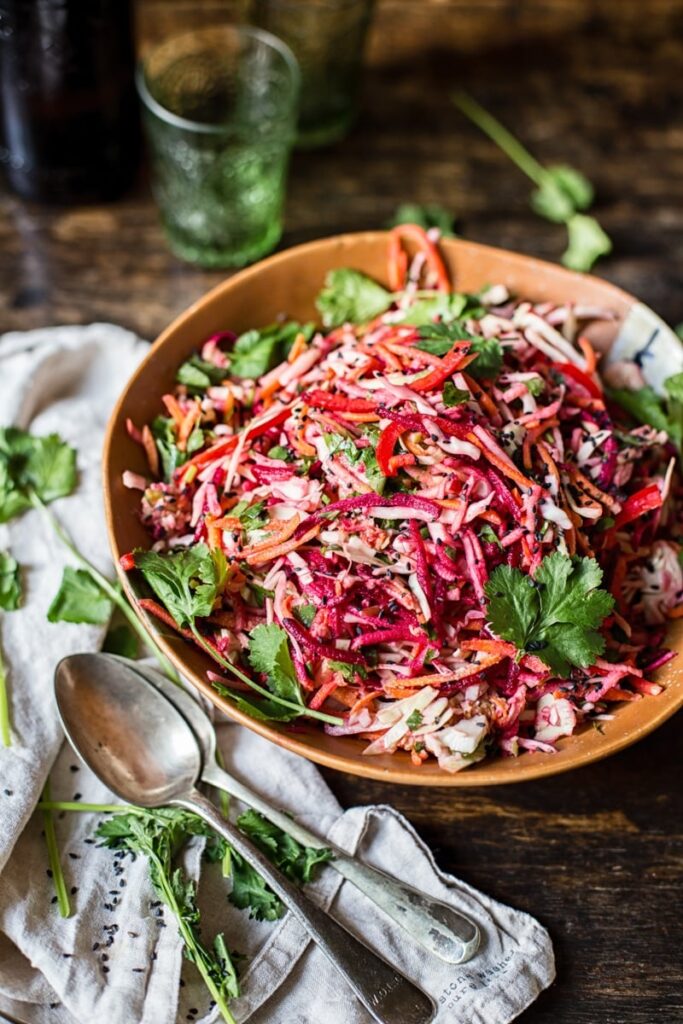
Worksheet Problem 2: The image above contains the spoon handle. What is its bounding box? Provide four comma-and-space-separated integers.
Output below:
202, 761, 479, 965
176, 788, 435, 1024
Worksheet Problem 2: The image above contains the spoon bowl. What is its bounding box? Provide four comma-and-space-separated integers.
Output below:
55, 652, 202, 807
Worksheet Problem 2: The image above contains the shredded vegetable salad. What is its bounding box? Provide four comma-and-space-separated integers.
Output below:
122, 226, 683, 772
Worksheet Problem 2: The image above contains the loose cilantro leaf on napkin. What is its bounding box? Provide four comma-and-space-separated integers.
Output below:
0, 427, 77, 521
47, 566, 113, 625
0, 551, 21, 612
388, 202, 456, 237
453, 92, 612, 272
316, 268, 394, 328
237, 809, 333, 884
485, 552, 614, 676
0, 550, 21, 747
228, 321, 314, 379
134, 544, 227, 629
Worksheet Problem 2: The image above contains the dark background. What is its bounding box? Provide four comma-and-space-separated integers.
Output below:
1, 1, 682, 1021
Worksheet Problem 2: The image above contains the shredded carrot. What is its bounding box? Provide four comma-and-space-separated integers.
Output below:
309, 676, 340, 710
162, 393, 185, 427
245, 524, 321, 566
242, 514, 301, 554
578, 335, 597, 373
141, 425, 159, 477
288, 331, 308, 363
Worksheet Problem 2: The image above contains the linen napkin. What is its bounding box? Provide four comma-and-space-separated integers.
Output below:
0, 324, 556, 1024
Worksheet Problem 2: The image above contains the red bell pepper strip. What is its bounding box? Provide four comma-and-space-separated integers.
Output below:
376, 421, 404, 476
301, 389, 377, 413
388, 224, 451, 293
614, 484, 663, 529
554, 362, 603, 400
120, 552, 136, 571
387, 232, 409, 291
184, 404, 292, 470
411, 343, 472, 393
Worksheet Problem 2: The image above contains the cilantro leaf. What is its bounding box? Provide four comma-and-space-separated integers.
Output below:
294, 603, 317, 628
228, 321, 313, 379
247, 623, 305, 709
417, 320, 474, 353
562, 214, 612, 273
228, 848, 284, 921
485, 553, 614, 676
531, 165, 594, 224
326, 434, 386, 494
388, 202, 456, 237
478, 524, 502, 550
151, 416, 188, 482
237, 809, 332, 885
102, 623, 139, 659
0, 428, 77, 521
442, 381, 470, 406
485, 564, 538, 652
608, 375, 683, 451
0, 552, 21, 612
47, 566, 113, 625
134, 544, 227, 629
176, 354, 228, 391
231, 499, 268, 529
406, 710, 423, 730
468, 337, 503, 380
525, 377, 545, 397
398, 293, 468, 327
267, 445, 290, 461
316, 269, 393, 328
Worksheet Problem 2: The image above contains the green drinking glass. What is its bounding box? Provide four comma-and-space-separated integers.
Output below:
249, 0, 375, 148
137, 26, 300, 268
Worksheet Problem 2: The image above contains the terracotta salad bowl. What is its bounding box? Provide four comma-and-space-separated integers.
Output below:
102, 233, 683, 785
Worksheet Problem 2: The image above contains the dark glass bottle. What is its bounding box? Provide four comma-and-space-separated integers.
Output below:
0, 0, 139, 203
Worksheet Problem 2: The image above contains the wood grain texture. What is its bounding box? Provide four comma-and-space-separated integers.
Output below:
1, 1, 682, 1020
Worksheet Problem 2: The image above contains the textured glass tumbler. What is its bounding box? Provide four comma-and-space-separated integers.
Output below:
137, 26, 299, 268
250, 0, 375, 148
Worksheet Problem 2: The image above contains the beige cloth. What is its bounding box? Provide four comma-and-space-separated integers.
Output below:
0, 325, 555, 1024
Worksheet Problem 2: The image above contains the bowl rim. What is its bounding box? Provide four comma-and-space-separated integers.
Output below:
102, 231, 683, 786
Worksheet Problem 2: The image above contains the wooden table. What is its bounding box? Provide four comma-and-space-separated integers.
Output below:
1, 1, 681, 1020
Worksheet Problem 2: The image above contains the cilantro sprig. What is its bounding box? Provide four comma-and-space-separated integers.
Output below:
133, 552, 342, 725
485, 552, 614, 676
453, 92, 611, 273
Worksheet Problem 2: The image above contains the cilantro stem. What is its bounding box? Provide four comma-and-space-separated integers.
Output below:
453, 91, 547, 187
0, 645, 10, 747
41, 780, 72, 918
37, 800, 141, 814
190, 625, 344, 726
151, 852, 238, 1024
29, 492, 180, 685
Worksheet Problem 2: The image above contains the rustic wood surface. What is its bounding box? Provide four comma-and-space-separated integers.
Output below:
1, 1, 682, 1021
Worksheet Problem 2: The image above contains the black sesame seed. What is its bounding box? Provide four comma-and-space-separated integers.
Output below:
3, 788, 12, 796
46, 869, 53, 878
73, 793, 82, 801
92, 943, 100, 951
62, 953, 72, 958
68, 852, 80, 860
132, 968, 145, 973
69, 765, 79, 772
70, 886, 78, 895
51, 896, 58, 904
102, 966, 110, 974
101, 954, 109, 962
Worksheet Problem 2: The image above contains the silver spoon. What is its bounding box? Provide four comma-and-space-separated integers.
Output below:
55, 653, 436, 1024
110, 654, 480, 965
